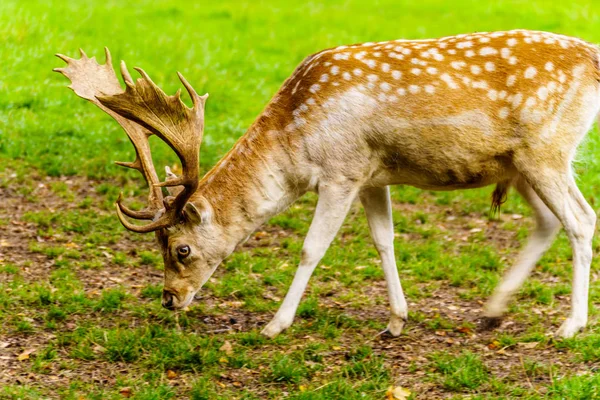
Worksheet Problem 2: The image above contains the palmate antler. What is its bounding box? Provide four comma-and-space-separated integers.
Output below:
54, 48, 207, 232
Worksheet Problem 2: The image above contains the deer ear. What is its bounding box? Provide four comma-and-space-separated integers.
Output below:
183, 200, 212, 225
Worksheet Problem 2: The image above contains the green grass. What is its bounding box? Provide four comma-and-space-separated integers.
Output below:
3, 0, 600, 398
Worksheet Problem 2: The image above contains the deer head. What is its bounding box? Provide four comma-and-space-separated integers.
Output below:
55, 48, 227, 309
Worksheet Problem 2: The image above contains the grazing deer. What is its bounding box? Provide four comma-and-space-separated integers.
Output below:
55, 29, 600, 339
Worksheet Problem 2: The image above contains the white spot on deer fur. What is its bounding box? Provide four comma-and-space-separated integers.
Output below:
388, 94, 398, 102
397, 88, 406, 96
373, 52, 382, 57
537, 86, 549, 100
524, 37, 532, 44
364, 59, 377, 68
354, 51, 367, 60
501, 48, 510, 59
448, 49, 457, 55
558, 70, 566, 83
378, 93, 387, 101
425, 85, 435, 94
451, 61, 465, 70
402, 48, 411, 55
426, 67, 438, 74
439, 42, 448, 48
507, 75, 516, 86
381, 63, 390, 72
333, 52, 350, 60
456, 41, 473, 49
544, 37, 556, 44
343, 72, 352, 80
409, 85, 420, 94
545, 62, 554, 72
509, 56, 518, 65
472, 80, 488, 89
531, 34, 542, 42
306, 98, 316, 105
353, 68, 363, 76
524, 66, 537, 79
336, 45, 348, 50
512, 93, 523, 108
331, 66, 340, 75
499, 107, 509, 119
433, 53, 444, 61
471, 65, 482, 74
506, 38, 517, 47
440, 73, 458, 89
485, 62, 496, 72
465, 50, 475, 57
498, 90, 507, 99
548, 81, 557, 92
309, 84, 321, 93
392, 70, 401, 79
367, 74, 378, 82
332, 82, 340, 86
525, 97, 536, 107
479, 37, 491, 43
488, 90, 498, 100
380, 82, 391, 92
479, 47, 498, 56
320, 74, 329, 83
411, 68, 421, 75
411, 58, 420, 64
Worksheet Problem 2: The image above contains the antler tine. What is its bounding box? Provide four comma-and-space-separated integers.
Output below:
116, 200, 171, 233
54, 48, 164, 227
177, 72, 208, 109
120, 60, 134, 85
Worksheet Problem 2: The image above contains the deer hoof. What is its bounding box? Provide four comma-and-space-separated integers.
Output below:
261, 318, 292, 338
386, 316, 406, 337
555, 318, 585, 338
479, 316, 503, 331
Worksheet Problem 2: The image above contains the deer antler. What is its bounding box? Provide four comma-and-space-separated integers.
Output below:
55, 48, 207, 232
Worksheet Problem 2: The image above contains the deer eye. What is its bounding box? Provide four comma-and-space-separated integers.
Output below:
176, 245, 191, 259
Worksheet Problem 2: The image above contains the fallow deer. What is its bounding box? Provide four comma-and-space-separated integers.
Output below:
55, 29, 600, 339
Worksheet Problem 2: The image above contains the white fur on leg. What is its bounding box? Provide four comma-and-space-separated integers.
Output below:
484, 178, 560, 319
555, 181, 595, 338
260, 184, 358, 338
360, 186, 408, 337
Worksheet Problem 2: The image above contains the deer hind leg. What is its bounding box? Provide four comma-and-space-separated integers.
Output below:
360, 186, 408, 336
517, 167, 596, 338
483, 176, 560, 325
261, 183, 359, 338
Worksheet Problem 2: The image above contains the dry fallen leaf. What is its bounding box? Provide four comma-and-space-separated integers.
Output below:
518, 342, 539, 349
220, 341, 233, 356
386, 386, 412, 400
17, 348, 36, 361
119, 387, 132, 398
166, 370, 177, 379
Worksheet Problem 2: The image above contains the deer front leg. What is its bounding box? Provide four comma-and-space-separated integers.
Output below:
360, 186, 407, 336
261, 183, 358, 338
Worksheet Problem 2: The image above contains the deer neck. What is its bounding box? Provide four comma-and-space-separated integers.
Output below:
195, 112, 305, 245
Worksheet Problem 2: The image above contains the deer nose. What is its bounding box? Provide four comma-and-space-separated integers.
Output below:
162, 290, 175, 309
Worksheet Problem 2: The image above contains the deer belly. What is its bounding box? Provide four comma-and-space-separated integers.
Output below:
374, 144, 515, 190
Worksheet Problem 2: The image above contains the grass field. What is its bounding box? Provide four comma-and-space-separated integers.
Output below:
3, 0, 600, 398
